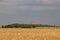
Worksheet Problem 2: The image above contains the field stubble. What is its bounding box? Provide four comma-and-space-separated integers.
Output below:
0, 28, 60, 40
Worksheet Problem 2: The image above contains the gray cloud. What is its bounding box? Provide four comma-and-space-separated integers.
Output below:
0, 0, 60, 14
0, 0, 60, 25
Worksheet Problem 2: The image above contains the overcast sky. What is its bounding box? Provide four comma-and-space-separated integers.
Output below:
0, 0, 60, 25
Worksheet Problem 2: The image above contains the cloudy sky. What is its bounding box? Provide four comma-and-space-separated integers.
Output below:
0, 0, 60, 25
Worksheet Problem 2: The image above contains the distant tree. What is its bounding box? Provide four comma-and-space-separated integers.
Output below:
31, 24, 36, 28
2, 25, 4, 28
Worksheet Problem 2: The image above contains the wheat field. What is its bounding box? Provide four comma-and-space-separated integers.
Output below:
0, 28, 60, 40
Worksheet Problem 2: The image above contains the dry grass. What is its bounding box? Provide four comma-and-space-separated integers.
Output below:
0, 28, 60, 40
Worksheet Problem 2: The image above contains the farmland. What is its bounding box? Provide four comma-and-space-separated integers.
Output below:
0, 28, 60, 40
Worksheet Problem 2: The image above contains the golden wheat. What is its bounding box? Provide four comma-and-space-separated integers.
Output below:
0, 28, 60, 40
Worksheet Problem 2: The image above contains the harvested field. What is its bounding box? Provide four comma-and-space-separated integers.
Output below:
0, 28, 60, 40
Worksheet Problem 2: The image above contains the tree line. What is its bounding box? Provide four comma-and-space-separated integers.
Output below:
1, 23, 60, 28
